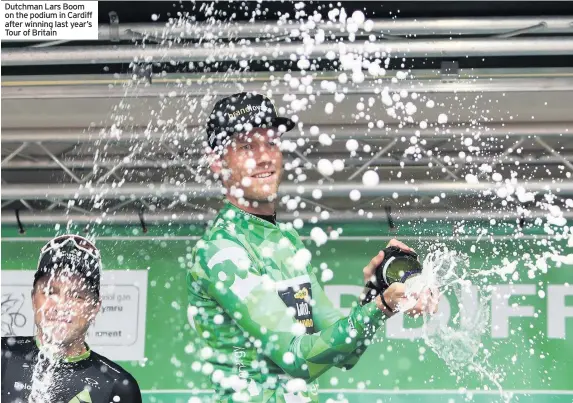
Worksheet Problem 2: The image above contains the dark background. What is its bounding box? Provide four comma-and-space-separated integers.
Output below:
96, 1, 573, 22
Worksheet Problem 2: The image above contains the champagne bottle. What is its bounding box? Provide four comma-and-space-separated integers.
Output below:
375, 246, 422, 291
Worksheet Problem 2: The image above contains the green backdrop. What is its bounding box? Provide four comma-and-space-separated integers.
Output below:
2, 219, 572, 403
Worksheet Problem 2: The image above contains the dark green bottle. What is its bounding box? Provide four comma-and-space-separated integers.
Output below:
375, 246, 422, 291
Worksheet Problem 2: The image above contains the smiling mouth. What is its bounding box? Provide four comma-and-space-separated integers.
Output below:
251, 172, 275, 179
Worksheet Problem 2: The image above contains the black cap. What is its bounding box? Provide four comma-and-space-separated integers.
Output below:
34, 240, 101, 298
206, 92, 295, 150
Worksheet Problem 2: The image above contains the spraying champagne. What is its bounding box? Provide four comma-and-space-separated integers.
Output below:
360, 246, 436, 313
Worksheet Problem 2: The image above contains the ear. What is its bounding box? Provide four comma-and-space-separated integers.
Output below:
210, 157, 222, 175
208, 149, 224, 175
89, 298, 102, 322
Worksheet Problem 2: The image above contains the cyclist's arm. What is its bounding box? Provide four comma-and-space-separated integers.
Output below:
308, 270, 375, 370
188, 236, 386, 383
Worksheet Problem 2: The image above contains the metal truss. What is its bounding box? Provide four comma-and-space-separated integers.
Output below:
2, 11, 573, 225
2, 126, 572, 224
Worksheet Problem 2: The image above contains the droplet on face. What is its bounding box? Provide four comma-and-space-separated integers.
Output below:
233, 188, 245, 199
362, 170, 380, 187
245, 158, 256, 170
241, 177, 252, 188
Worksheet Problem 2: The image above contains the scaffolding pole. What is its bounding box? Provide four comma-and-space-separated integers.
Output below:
2, 181, 572, 201
3, 38, 573, 66
3, 209, 571, 225
2, 123, 570, 143
91, 18, 573, 40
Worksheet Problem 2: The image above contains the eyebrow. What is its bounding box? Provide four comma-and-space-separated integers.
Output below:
234, 136, 253, 143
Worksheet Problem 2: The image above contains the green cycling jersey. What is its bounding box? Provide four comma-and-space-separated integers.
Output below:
187, 201, 387, 402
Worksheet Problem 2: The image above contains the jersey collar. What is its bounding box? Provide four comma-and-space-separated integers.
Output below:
221, 200, 278, 229
34, 337, 91, 363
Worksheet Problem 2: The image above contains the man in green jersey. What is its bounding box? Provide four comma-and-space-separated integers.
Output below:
187, 92, 439, 403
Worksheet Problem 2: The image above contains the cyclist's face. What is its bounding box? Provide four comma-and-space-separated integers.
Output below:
32, 272, 99, 346
221, 128, 283, 203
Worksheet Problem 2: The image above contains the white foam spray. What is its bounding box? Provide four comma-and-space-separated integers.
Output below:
398, 247, 515, 403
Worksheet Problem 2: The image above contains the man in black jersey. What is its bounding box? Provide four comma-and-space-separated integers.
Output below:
1, 234, 142, 403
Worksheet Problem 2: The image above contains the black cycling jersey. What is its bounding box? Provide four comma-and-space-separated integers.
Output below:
1, 336, 142, 403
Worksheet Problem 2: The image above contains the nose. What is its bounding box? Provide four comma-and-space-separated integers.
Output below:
258, 148, 272, 164
256, 140, 278, 164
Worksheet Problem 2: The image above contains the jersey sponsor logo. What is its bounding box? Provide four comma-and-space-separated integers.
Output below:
68, 389, 92, 403
84, 377, 99, 387
278, 282, 315, 334
297, 318, 314, 328
294, 287, 309, 300
296, 301, 309, 316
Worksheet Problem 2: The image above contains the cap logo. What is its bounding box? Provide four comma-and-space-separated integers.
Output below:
225, 104, 263, 119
